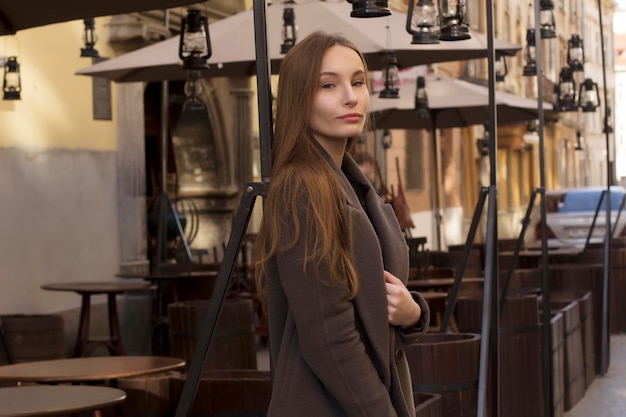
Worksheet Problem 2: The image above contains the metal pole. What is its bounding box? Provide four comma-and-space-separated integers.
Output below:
532, 0, 553, 414
597, 0, 612, 375
477, 0, 499, 415
173, 1, 273, 416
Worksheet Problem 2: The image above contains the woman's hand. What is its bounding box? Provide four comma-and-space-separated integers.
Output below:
384, 270, 422, 329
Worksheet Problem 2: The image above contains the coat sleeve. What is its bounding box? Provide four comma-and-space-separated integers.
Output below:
274, 204, 398, 417
397, 291, 430, 345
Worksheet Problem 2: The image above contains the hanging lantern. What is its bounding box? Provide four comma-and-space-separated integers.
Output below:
539, 0, 556, 39
495, 52, 508, 83
555, 66, 577, 112
523, 28, 537, 76
280, 3, 297, 54
527, 119, 539, 133
347, 0, 391, 18
379, 50, 400, 99
438, 0, 470, 41
415, 75, 430, 118
80, 18, 100, 58
567, 34, 584, 72
578, 78, 600, 113
3, 56, 21, 101
405, 0, 440, 44
574, 130, 584, 151
178, 8, 212, 71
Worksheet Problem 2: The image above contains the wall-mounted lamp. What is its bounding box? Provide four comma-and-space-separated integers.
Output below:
523, 28, 537, 76
347, 0, 391, 18
280, 2, 297, 54
415, 75, 430, 118
382, 129, 393, 149
578, 78, 600, 113
178, 8, 212, 71
3, 56, 21, 101
495, 52, 508, 82
406, 0, 440, 44
555, 66, 578, 112
80, 18, 100, 58
567, 34, 584, 72
527, 119, 539, 133
539, 0, 556, 39
574, 130, 584, 151
379, 50, 400, 98
438, 0, 471, 41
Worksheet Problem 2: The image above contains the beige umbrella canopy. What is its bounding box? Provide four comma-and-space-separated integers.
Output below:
0, 0, 199, 35
369, 71, 553, 130
76, 0, 522, 82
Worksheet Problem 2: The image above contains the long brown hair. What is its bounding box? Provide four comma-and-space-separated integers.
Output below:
254, 32, 369, 301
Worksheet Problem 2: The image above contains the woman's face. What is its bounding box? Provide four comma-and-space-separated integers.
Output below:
309, 45, 369, 153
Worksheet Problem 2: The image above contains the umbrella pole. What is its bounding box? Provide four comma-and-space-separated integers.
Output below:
477, 0, 500, 415
531, 0, 554, 415
173, 1, 273, 417
597, 0, 612, 376
155, 12, 192, 269
430, 127, 444, 250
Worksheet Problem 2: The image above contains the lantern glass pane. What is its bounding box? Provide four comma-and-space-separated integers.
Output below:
414, 3, 438, 28
183, 30, 208, 56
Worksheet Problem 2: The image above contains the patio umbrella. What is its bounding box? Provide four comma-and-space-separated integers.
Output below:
0, 0, 198, 35
369, 71, 554, 130
76, 0, 522, 82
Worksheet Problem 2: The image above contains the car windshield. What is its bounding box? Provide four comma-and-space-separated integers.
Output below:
546, 188, 626, 213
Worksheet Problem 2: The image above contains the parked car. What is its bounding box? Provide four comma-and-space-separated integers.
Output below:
524, 186, 626, 249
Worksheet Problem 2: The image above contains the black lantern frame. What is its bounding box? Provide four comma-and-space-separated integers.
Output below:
280, 3, 297, 54
405, 0, 440, 44
539, 0, 556, 39
379, 50, 400, 99
80, 18, 100, 58
574, 130, 584, 151
3, 56, 21, 101
414, 75, 430, 118
578, 78, 600, 113
495, 52, 508, 82
567, 34, 585, 72
523, 28, 537, 76
438, 0, 471, 41
178, 8, 212, 71
347, 0, 391, 18
555, 66, 578, 112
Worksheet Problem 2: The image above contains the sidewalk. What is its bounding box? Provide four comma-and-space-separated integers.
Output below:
565, 334, 626, 416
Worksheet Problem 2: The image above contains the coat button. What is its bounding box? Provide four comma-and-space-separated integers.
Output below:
395, 349, 403, 362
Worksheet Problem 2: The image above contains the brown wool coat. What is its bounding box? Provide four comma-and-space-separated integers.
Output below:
264, 151, 429, 417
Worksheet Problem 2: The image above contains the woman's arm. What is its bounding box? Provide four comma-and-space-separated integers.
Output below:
384, 271, 430, 344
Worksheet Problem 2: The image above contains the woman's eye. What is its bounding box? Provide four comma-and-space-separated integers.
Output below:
353, 81, 365, 87
321, 83, 334, 89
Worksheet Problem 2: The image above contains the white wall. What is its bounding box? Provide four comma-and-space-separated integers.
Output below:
0, 148, 120, 314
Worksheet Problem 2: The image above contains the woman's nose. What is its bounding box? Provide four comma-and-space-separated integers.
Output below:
343, 86, 358, 106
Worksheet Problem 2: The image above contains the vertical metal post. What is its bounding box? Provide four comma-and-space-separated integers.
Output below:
597, 0, 612, 375
532, 0, 554, 415
477, 0, 499, 415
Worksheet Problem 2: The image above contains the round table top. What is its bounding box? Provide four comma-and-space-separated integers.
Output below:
41, 281, 154, 295
0, 385, 126, 417
407, 277, 484, 291
0, 356, 185, 383
116, 271, 218, 281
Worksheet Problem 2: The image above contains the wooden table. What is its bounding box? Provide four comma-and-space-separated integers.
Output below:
407, 277, 484, 292
41, 281, 154, 357
0, 385, 126, 417
0, 356, 185, 385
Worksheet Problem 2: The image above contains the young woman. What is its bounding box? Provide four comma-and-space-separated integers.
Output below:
254, 31, 429, 417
